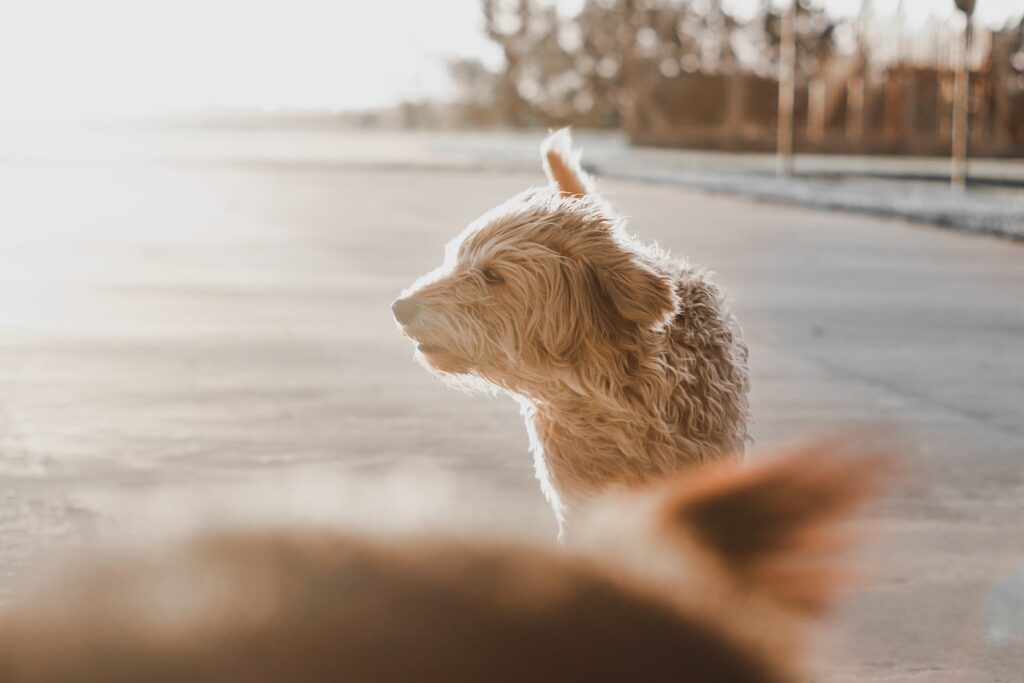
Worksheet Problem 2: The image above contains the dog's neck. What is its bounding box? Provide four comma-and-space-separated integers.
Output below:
513, 334, 672, 434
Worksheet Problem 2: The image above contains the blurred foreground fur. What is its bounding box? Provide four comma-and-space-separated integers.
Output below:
0, 442, 886, 683
394, 129, 749, 530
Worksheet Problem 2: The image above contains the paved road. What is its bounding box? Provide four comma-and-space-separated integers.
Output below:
0, 139, 1022, 681
6, 125, 1022, 238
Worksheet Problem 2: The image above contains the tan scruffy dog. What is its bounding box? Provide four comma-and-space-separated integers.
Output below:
0, 442, 885, 683
393, 129, 749, 529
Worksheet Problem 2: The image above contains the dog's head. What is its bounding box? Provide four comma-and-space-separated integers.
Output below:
392, 129, 679, 393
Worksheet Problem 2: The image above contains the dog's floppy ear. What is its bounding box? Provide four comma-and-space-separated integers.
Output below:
593, 251, 678, 329
658, 441, 889, 617
541, 128, 593, 197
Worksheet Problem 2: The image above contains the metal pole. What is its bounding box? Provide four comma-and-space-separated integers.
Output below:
951, 12, 972, 188
620, 0, 639, 135
777, 1, 797, 176
808, 77, 826, 142
848, 0, 871, 144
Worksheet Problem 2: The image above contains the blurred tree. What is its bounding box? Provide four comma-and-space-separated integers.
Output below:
443, 0, 1021, 153
448, 57, 503, 126
451, 0, 752, 128
754, 0, 838, 83
952, 0, 975, 15
480, 0, 576, 126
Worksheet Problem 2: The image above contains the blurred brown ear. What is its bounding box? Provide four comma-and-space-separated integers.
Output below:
541, 128, 593, 197
659, 441, 890, 616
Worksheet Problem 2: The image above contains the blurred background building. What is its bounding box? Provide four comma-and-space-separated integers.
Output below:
439, 0, 1024, 156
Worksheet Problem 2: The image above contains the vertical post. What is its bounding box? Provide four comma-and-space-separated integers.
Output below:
951, 0, 975, 188
777, 1, 797, 176
724, 72, 747, 146
883, 0, 906, 146
808, 77, 826, 143
620, 0, 639, 135
848, 0, 871, 147
938, 71, 953, 139
847, 76, 866, 142
950, 17, 972, 188
883, 68, 901, 143
894, 0, 906, 66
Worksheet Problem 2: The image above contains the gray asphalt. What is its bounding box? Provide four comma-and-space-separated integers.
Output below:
5, 126, 1023, 238
0, 136, 1022, 681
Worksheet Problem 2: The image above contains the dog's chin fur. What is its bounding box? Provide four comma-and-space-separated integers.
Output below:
415, 347, 472, 376
398, 130, 750, 531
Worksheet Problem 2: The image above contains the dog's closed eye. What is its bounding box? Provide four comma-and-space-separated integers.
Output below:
481, 268, 504, 285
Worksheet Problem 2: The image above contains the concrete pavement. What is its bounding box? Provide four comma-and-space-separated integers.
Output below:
5, 125, 1022, 238
0, 138, 1022, 680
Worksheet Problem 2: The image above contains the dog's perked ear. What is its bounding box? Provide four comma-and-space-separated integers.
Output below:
541, 128, 593, 197
657, 441, 889, 617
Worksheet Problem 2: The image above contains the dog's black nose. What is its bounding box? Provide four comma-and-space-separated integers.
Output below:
392, 297, 420, 325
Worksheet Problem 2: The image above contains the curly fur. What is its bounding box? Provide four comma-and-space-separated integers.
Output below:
395, 130, 750, 529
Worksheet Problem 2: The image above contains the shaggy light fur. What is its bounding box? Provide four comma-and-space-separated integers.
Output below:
394, 129, 750, 528
0, 442, 886, 683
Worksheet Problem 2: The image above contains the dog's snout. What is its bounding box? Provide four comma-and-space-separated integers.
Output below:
392, 297, 420, 325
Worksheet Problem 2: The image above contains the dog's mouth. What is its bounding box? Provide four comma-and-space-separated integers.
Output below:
400, 329, 444, 355
416, 343, 444, 355
396, 325, 436, 353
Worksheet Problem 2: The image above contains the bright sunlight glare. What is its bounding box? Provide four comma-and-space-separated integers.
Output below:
0, 0, 1020, 121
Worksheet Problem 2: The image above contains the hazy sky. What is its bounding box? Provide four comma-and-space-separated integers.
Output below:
1, 0, 1020, 119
